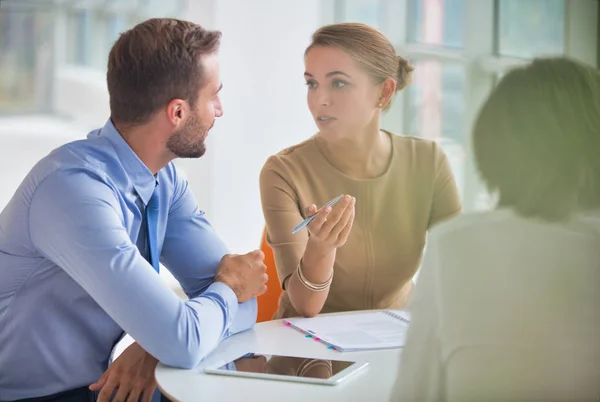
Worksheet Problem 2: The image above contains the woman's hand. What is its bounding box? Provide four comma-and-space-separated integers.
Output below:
306, 194, 355, 249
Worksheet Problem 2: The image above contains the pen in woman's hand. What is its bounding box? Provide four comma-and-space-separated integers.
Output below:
291, 194, 344, 234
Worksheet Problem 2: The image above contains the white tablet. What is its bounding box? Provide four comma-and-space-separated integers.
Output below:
204, 353, 369, 386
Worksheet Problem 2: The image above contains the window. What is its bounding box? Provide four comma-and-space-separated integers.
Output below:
408, 0, 465, 48
65, 0, 188, 70
337, 0, 383, 30
406, 61, 467, 194
0, 0, 55, 114
0, 0, 189, 115
331, 0, 598, 211
496, 0, 565, 58
66, 8, 94, 66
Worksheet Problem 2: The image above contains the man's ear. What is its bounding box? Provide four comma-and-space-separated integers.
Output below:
166, 99, 187, 128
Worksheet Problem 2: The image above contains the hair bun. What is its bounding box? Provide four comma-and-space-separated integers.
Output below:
396, 56, 415, 91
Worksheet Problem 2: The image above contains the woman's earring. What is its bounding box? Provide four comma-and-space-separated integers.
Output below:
377, 102, 383, 108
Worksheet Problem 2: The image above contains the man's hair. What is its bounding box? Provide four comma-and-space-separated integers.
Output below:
107, 18, 221, 125
473, 57, 600, 221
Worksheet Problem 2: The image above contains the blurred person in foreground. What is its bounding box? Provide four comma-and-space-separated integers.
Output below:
392, 57, 600, 401
0, 18, 267, 402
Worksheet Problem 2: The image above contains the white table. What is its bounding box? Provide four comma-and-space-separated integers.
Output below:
155, 314, 402, 402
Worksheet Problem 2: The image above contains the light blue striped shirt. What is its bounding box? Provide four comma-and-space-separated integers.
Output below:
0, 119, 256, 401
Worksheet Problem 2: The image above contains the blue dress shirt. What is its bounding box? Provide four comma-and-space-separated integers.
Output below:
0, 119, 257, 401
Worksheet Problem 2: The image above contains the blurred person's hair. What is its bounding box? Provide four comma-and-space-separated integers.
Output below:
473, 57, 600, 221
107, 18, 221, 125
306, 22, 414, 108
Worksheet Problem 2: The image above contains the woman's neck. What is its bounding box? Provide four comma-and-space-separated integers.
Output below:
316, 123, 393, 179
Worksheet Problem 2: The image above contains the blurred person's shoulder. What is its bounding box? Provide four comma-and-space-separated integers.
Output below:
426, 207, 600, 245
426, 209, 515, 247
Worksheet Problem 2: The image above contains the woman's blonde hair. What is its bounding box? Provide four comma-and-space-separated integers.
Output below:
306, 23, 414, 106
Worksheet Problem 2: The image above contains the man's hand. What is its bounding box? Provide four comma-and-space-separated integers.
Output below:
214, 250, 268, 302
89, 342, 158, 402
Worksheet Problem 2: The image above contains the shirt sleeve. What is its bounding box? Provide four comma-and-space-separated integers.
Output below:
428, 141, 462, 228
29, 169, 236, 369
160, 165, 257, 336
391, 233, 443, 401
259, 155, 307, 288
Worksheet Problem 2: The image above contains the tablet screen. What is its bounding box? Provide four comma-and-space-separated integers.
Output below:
215, 354, 356, 380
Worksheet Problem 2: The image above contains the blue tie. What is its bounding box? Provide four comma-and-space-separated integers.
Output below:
139, 184, 165, 402
146, 183, 160, 273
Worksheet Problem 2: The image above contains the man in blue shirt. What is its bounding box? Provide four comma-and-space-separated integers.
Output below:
0, 18, 267, 402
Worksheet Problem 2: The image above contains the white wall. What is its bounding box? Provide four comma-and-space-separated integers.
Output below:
189, 0, 321, 253
0, 117, 84, 209
54, 66, 109, 130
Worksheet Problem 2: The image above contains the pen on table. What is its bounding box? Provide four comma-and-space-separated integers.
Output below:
291, 194, 344, 235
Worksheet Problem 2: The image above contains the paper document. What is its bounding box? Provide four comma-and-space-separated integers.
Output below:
284, 310, 410, 352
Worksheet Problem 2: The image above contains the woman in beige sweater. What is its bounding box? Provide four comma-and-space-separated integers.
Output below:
259, 23, 461, 319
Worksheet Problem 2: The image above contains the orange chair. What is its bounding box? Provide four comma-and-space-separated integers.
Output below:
256, 227, 283, 322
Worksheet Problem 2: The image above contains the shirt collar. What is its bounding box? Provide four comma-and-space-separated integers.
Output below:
91, 119, 157, 205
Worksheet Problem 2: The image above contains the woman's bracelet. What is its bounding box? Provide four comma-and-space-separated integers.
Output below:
297, 358, 333, 377
296, 259, 333, 291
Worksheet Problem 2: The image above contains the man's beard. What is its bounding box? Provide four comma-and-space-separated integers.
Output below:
166, 114, 214, 158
